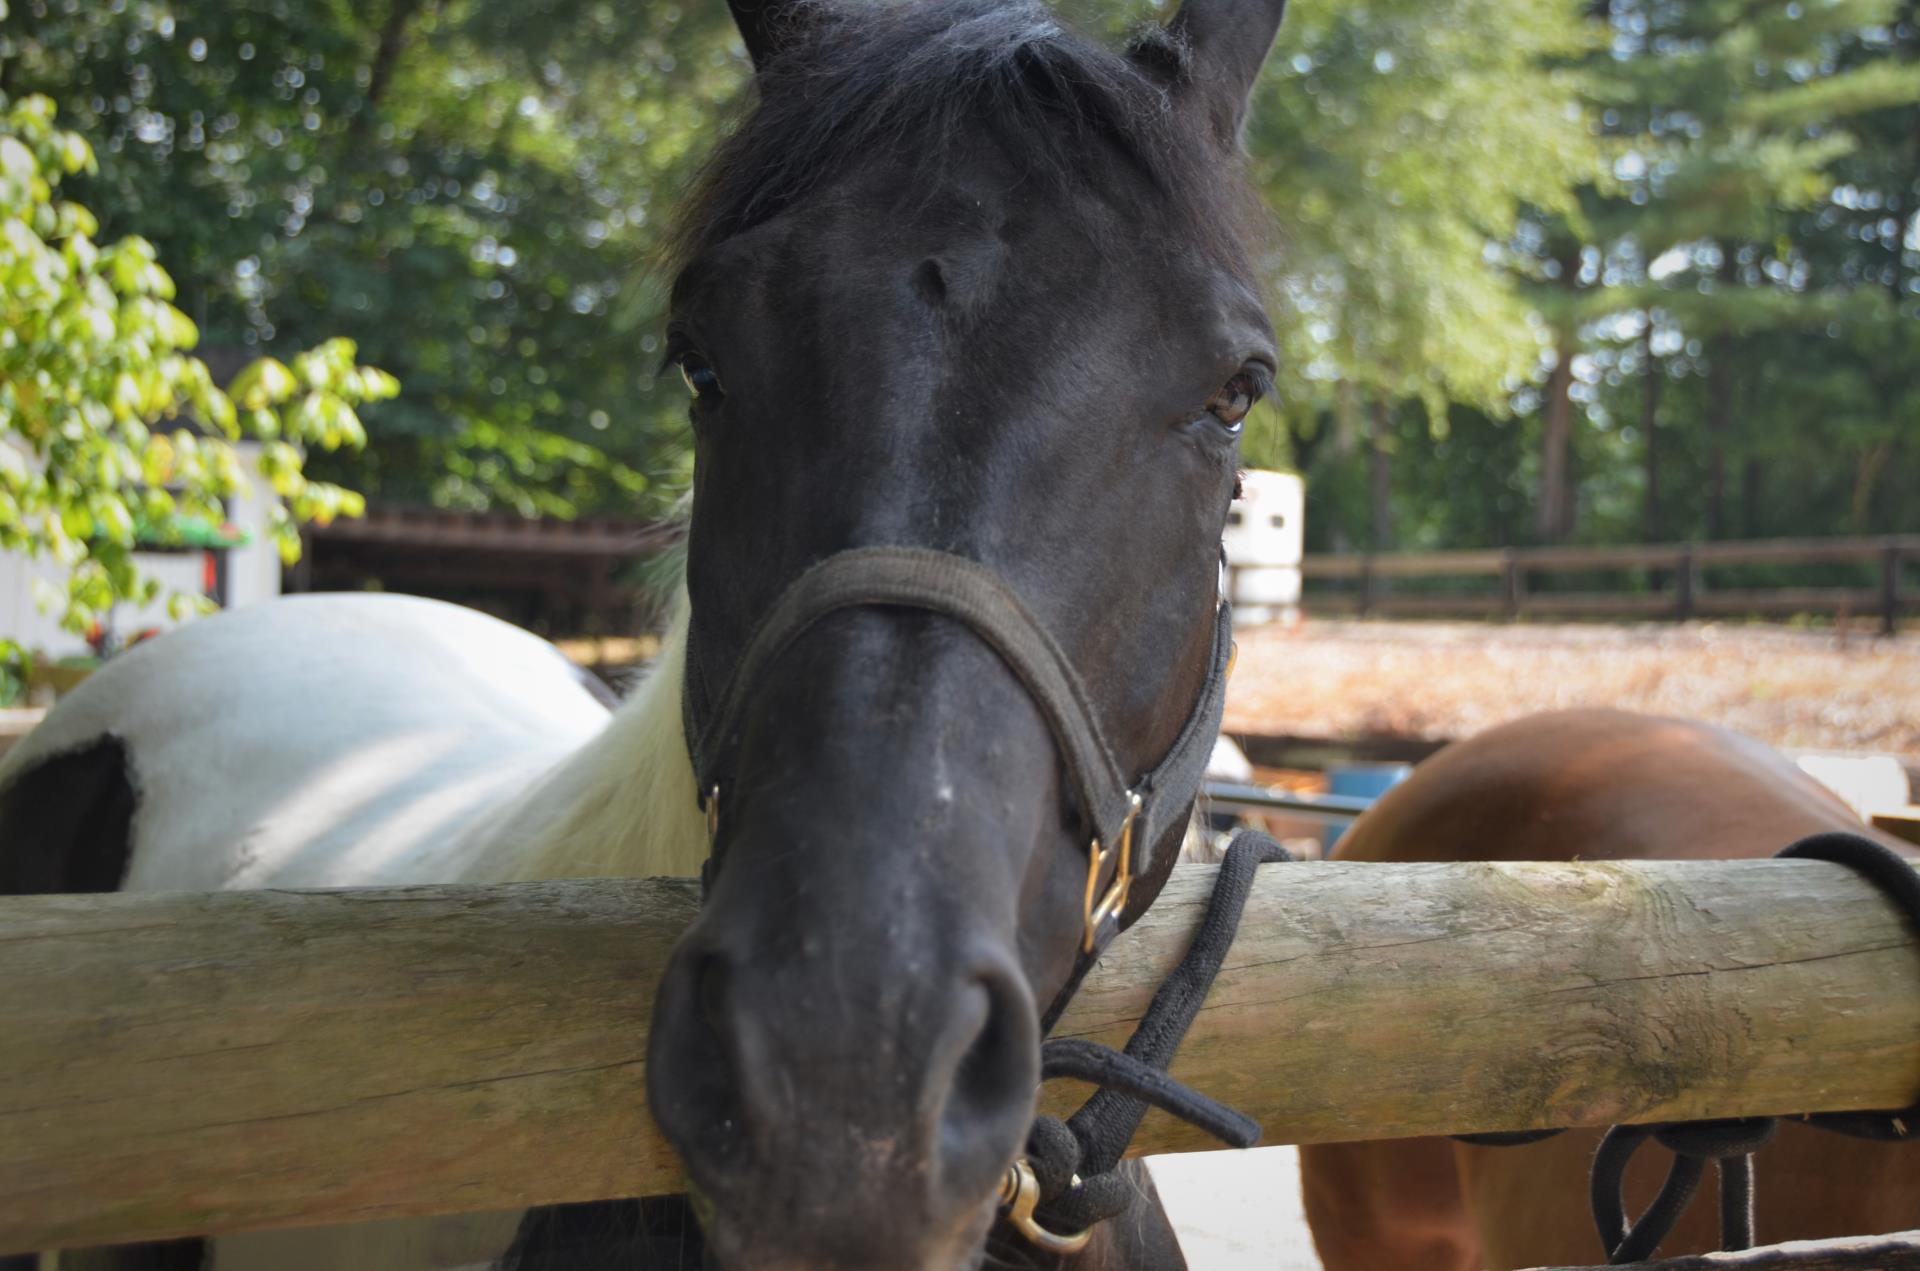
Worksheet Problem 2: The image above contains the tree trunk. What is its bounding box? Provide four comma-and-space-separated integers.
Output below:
1333, 380, 1359, 458
1895, 4, 1920, 307
1704, 247, 1744, 540
1742, 457, 1764, 539
1642, 320, 1663, 542
1705, 335, 1734, 540
1852, 440, 1894, 532
346, 0, 430, 152
1368, 399, 1393, 551
1535, 338, 1577, 544
1285, 409, 1330, 475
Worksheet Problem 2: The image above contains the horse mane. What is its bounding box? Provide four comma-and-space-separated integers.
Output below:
668, 0, 1234, 267
473, 599, 709, 883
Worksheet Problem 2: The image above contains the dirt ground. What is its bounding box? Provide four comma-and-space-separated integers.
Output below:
1224, 619, 1920, 761
1151, 1145, 1316, 1270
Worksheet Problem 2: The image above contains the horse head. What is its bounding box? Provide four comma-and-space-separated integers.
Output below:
645, 1, 1286, 1264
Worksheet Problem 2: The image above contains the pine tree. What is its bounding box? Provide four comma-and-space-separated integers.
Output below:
1587, 0, 1920, 541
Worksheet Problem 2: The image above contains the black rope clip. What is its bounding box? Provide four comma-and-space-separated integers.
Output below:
1002, 830, 1292, 1252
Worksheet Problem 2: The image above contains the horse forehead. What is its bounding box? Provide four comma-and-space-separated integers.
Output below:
821, 174, 1267, 333
678, 147, 1189, 295
670, 162, 1269, 377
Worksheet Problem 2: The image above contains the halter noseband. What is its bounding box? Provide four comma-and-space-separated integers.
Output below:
680, 545, 1234, 960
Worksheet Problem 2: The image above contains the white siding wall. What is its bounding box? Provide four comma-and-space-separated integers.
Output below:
1223, 469, 1305, 625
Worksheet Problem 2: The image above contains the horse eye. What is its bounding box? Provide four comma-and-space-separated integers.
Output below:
679, 354, 723, 401
1205, 370, 1265, 434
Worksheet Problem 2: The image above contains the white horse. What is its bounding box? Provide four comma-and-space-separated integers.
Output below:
0, 591, 709, 1268
1, 591, 707, 892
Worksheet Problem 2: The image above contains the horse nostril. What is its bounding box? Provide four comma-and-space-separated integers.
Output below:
951, 983, 1017, 1112
647, 941, 753, 1177
936, 961, 1039, 1197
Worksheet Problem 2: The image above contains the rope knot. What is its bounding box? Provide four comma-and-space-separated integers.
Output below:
1023, 1115, 1083, 1201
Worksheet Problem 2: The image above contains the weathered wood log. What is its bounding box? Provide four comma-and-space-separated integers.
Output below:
1529, 1229, 1920, 1270
3, 858, 1918, 1252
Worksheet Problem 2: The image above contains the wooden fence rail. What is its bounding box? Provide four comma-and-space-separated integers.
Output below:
1543, 1230, 1920, 1270
3, 858, 1919, 1253
1297, 534, 1920, 631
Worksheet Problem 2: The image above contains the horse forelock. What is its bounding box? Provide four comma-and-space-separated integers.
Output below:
667, 0, 1249, 271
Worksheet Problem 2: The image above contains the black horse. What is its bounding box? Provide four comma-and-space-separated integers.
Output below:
0, 1, 1290, 1268
641, 0, 1287, 1267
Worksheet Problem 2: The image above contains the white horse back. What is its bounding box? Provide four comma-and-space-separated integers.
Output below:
1, 593, 612, 892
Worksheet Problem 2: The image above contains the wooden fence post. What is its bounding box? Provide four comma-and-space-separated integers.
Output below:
1676, 545, 1698, 620
1501, 548, 1522, 620
1883, 539, 1903, 637
1358, 556, 1376, 617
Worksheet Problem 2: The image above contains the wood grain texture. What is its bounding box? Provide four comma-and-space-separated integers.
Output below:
3, 858, 1918, 1251
1527, 1228, 1920, 1269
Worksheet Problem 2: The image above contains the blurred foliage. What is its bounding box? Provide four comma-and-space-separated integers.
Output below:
1275, 0, 1919, 553
2, 0, 1913, 554
0, 90, 390, 652
0, 0, 742, 519
1247, 0, 1599, 423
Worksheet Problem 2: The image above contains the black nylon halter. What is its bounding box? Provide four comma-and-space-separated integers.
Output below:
680, 545, 1234, 965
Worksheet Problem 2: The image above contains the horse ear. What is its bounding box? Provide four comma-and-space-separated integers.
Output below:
1156, 0, 1289, 144
727, 0, 806, 69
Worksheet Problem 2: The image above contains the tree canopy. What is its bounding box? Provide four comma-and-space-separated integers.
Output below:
1261, 0, 1919, 553
3, 0, 1914, 552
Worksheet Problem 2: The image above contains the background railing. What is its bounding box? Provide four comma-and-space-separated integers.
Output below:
1294, 535, 1919, 632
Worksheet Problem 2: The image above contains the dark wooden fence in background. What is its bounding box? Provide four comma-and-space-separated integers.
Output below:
298, 505, 682, 636
1299, 534, 1918, 632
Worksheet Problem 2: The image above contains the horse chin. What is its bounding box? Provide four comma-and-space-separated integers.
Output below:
694, 1191, 1001, 1271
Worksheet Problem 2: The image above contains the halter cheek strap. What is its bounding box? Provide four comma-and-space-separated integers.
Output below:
680, 545, 1234, 960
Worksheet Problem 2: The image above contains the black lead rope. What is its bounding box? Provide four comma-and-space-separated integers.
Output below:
1018, 830, 1291, 1237
1457, 830, 1920, 1265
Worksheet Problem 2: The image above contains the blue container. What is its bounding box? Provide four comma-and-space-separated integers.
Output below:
1321, 763, 1412, 854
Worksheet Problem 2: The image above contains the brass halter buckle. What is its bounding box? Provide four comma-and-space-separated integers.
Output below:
998, 1158, 1093, 1256
1081, 791, 1142, 953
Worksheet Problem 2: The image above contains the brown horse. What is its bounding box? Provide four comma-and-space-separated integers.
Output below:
1300, 708, 1920, 1270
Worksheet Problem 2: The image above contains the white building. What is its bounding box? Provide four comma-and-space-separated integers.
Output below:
0, 442, 282, 662
1222, 469, 1304, 626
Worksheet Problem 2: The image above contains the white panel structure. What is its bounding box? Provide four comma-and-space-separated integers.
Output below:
0, 441, 283, 663
222, 451, 284, 611
1221, 469, 1304, 626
